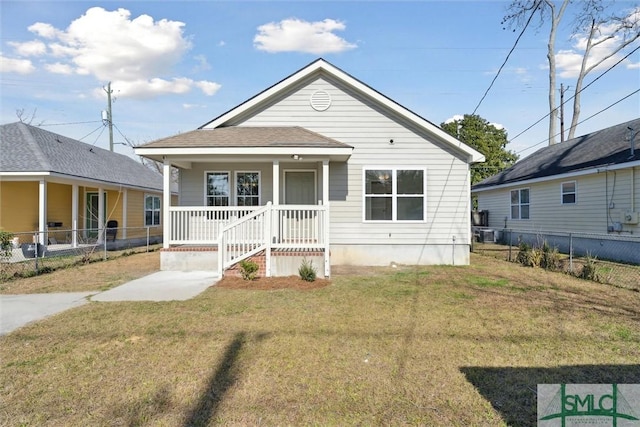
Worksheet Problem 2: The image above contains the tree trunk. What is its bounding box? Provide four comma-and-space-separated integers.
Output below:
568, 20, 596, 140
546, 0, 570, 145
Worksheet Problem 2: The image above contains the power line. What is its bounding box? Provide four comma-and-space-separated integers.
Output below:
510, 44, 640, 143
77, 124, 105, 142
515, 87, 640, 156
39, 120, 101, 127
472, 0, 540, 115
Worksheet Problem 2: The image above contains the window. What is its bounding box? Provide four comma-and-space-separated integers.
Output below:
144, 195, 161, 226
206, 172, 230, 206
236, 172, 260, 206
364, 168, 426, 221
561, 181, 576, 204
510, 188, 530, 220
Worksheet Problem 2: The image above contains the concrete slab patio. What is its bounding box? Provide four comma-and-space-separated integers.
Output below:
90, 270, 219, 302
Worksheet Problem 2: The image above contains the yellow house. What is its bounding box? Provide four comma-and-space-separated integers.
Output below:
0, 122, 173, 248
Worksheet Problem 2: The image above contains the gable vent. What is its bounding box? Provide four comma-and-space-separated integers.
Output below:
310, 90, 331, 111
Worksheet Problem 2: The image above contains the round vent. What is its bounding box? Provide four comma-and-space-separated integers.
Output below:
310, 90, 331, 111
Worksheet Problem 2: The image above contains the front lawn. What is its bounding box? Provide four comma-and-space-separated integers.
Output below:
1, 254, 638, 425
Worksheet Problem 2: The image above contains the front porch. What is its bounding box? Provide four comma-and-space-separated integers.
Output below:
161, 203, 330, 277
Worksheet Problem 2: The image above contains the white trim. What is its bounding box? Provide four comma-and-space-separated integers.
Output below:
136, 146, 352, 158
38, 180, 46, 246
0, 171, 165, 193
362, 166, 427, 222
199, 59, 484, 163
122, 189, 128, 239
163, 159, 171, 249
473, 160, 640, 193
204, 170, 231, 206
283, 169, 317, 205
234, 170, 261, 207
561, 180, 577, 205
322, 160, 329, 205
272, 161, 280, 205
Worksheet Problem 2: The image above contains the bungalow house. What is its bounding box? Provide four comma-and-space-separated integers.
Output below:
0, 122, 172, 250
472, 118, 640, 264
135, 58, 485, 277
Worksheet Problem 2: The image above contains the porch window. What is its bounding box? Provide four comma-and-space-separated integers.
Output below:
561, 181, 576, 204
206, 172, 230, 206
144, 194, 161, 226
236, 172, 260, 206
510, 188, 530, 219
363, 168, 426, 221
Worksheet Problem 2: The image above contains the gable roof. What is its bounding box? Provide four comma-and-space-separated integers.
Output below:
1, 122, 163, 191
473, 118, 640, 191
199, 58, 484, 164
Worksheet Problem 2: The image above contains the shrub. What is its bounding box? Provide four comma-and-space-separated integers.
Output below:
239, 259, 259, 281
577, 253, 600, 282
298, 258, 317, 282
516, 240, 532, 266
0, 231, 14, 261
540, 241, 562, 271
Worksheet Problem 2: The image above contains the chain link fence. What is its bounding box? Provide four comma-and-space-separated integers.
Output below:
471, 228, 640, 292
0, 227, 163, 282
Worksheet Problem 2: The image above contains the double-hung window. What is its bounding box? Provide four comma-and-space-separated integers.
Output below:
561, 181, 576, 204
236, 172, 260, 206
144, 195, 161, 226
364, 168, 426, 221
510, 188, 530, 220
206, 172, 230, 206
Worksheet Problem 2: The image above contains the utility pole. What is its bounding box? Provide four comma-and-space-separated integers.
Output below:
104, 82, 114, 151
559, 84, 569, 142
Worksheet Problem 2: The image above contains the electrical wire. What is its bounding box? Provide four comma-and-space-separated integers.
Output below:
515, 87, 640, 155
77, 124, 105, 142
90, 125, 106, 146
472, 0, 540, 115
113, 123, 135, 147
510, 44, 640, 144
39, 120, 102, 127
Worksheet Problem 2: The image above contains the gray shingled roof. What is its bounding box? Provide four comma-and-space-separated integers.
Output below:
140, 126, 353, 149
473, 118, 640, 190
1, 122, 163, 191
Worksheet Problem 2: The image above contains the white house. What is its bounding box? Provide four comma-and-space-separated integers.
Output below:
135, 59, 485, 277
472, 118, 640, 264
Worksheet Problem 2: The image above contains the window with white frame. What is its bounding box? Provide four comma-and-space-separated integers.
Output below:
236, 172, 260, 206
561, 181, 576, 204
144, 195, 161, 226
364, 168, 426, 221
205, 172, 230, 206
510, 188, 530, 219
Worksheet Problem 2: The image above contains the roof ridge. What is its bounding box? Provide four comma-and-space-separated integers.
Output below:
18, 122, 52, 170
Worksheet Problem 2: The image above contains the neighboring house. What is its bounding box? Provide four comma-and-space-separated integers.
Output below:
472, 118, 640, 264
0, 122, 172, 249
135, 58, 485, 277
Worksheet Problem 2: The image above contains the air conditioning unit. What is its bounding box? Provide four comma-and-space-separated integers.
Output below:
621, 211, 639, 224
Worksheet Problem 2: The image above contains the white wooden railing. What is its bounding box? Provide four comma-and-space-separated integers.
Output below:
169, 203, 330, 276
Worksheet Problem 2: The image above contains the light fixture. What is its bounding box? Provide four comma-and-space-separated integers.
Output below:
291, 154, 301, 160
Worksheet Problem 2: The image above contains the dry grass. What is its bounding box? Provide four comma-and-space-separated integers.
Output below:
1, 253, 639, 426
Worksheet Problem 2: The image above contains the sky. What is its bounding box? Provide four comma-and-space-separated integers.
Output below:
1, 1, 639, 160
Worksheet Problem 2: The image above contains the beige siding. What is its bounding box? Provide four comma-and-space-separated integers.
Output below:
219, 74, 472, 245
476, 166, 640, 235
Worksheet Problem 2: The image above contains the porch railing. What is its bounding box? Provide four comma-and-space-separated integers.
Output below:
168, 206, 259, 245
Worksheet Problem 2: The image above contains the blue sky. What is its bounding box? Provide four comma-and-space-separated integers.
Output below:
1, 1, 639, 159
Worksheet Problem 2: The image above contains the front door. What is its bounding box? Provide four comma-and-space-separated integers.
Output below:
86, 192, 106, 239
283, 171, 317, 242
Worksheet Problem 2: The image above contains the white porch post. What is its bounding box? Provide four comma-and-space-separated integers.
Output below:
272, 160, 280, 205
163, 157, 171, 249
322, 160, 329, 205
122, 189, 128, 239
97, 187, 104, 243
38, 179, 47, 246
71, 184, 78, 247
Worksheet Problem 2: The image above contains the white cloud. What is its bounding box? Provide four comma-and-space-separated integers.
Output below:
5, 7, 222, 99
45, 62, 74, 74
0, 54, 35, 74
193, 54, 211, 72
444, 115, 464, 124
8, 40, 46, 56
254, 18, 357, 54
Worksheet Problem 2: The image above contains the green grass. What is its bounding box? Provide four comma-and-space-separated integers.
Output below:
1, 254, 639, 425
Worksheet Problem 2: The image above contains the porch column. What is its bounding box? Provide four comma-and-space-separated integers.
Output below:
272, 160, 280, 205
122, 189, 128, 239
38, 179, 47, 246
97, 187, 104, 243
322, 160, 329, 205
71, 184, 78, 247
163, 157, 171, 249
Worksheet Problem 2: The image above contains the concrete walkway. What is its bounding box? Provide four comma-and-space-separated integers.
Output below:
1, 271, 219, 336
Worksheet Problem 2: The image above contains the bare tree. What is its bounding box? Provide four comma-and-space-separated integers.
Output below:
567, 7, 640, 139
16, 107, 44, 125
